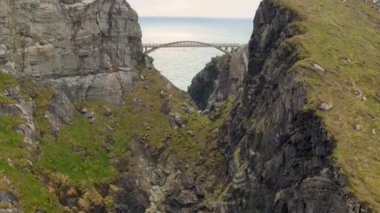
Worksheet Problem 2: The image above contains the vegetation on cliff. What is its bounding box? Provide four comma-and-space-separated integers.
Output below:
0, 115, 61, 212
275, 0, 380, 209
0, 73, 16, 104
0, 68, 226, 211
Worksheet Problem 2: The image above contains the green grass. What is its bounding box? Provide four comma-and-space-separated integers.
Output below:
17, 78, 55, 141
0, 115, 61, 212
0, 69, 226, 210
33, 69, 226, 201
35, 114, 118, 187
115, 69, 225, 175
275, 0, 380, 209
0, 72, 16, 104
0, 79, 117, 211
0, 163, 62, 212
0, 116, 27, 169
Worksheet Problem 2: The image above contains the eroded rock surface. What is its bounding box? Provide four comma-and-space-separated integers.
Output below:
0, 0, 143, 105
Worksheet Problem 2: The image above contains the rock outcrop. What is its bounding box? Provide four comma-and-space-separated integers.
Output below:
188, 46, 248, 110
0, 0, 143, 105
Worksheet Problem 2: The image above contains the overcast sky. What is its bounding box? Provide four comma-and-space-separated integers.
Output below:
128, 0, 262, 18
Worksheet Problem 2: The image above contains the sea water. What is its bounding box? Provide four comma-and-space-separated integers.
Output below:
140, 17, 253, 91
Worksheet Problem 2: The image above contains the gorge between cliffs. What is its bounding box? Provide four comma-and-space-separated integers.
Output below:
0, 0, 379, 212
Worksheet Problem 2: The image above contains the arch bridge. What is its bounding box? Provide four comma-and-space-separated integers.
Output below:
143, 41, 243, 55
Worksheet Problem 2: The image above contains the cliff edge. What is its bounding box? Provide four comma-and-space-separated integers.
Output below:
211, 0, 380, 212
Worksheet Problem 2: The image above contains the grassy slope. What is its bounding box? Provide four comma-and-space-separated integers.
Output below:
0, 72, 16, 104
35, 115, 118, 186
0, 74, 62, 211
276, 0, 380, 209
0, 69, 225, 211
0, 116, 61, 212
115, 69, 224, 174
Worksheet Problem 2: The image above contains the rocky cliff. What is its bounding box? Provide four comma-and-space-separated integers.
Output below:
0, 0, 143, 105
188, 46, 248, 110
0, 0, 145, 211
211, 0, 380, 212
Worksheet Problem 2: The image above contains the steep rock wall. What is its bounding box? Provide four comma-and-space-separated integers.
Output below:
188, 46, 248, 110
0, 1, 147, 211
0, 0, 143, 105
216, 1, 371, 212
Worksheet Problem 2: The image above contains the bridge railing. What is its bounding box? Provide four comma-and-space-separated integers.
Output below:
143, 42, 243, 48
143, 41, 245, 54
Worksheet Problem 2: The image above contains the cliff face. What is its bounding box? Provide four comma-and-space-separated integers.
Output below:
188, 47, 248, 110
0, 1, 145, 211
212, 0, 379, 212
196, 1, 379, 212
0, 0, 143, 105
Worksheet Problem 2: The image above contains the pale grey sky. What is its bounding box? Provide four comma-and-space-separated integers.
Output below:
128, 0, 262, 18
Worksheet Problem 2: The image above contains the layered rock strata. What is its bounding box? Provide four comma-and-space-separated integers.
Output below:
0, 0, 143, 105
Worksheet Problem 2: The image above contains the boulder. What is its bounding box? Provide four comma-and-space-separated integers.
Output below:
318, 102, 333, 111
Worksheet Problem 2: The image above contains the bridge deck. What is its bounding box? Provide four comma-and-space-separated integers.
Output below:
143, 42, 243, 48
143, 41, 245, 54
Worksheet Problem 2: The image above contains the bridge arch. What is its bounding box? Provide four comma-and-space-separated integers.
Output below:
143, 41, 242, 55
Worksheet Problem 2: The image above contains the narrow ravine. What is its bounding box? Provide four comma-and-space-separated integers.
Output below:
0, 0, 379, 212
